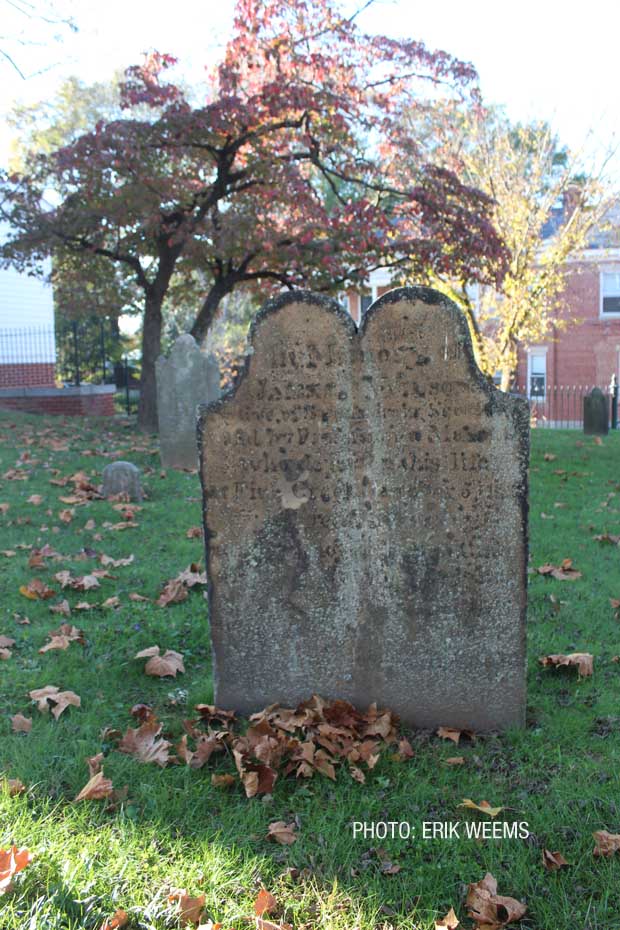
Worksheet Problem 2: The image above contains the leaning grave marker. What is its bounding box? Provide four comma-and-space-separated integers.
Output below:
156, 334, 221, 470
198, 287, 529, 730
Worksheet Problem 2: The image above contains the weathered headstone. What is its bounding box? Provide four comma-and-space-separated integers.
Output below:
583, 387, 608, 436
156, 334, 221, 470
102, 461, 143, 501
198, 288, 529, 730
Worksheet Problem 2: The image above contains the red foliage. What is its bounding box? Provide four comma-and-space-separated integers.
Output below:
1, 0, 507, 429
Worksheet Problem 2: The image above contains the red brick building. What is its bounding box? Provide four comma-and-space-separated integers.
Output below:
347, 204, 620, 425
514, 249, 620, 398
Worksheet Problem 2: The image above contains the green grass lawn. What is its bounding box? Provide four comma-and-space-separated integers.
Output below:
1, 411, 620, 930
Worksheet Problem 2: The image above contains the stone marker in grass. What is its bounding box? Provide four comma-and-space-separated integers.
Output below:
101, 461, 143, 501
198, 287, 529, 729
156, 334, 221, 470
583, 387, 609, 436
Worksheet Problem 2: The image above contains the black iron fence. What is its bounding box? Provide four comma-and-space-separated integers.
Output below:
2, 321, 619, 428
516, 381, 619, 430
0, 319, 140, 414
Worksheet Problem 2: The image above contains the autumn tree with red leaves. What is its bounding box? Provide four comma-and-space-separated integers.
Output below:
0, 0, 507, 432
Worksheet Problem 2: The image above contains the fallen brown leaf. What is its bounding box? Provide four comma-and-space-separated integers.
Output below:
542, 848, 569, 871
536, 559, 581, 581
211, 773, 236, 789
168, 891, 206, 926
130, 703, 154, 722
254, 889, 277, 917
99, 909, 129, 930
20, 578, 56, 600
39, 623, 84, 653
539, 653, 593, 677
267, 821, 298, 845
466, 872, 526, 928
435, 906, 459, 929
135, 646, 185, 677
156, 577, 189, 607
99, 553, 134, 567
0, 846, 33, 894
29, 685, 81, 719
593, 533, 620, 545
87, 752, 104, 777
437, 726, 474, 744
0, 778, 25, 797
593, 830, 620, 856
54, 570, 101, 591
11, 714, 32, 733
75, 770, 114, 802
117, 718, 170, 766
176, 563, 207, 587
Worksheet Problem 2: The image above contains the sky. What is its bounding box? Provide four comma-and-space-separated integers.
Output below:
1, 0, 618, 185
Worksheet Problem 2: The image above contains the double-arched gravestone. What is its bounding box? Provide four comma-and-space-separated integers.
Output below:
198, 288, 529, 730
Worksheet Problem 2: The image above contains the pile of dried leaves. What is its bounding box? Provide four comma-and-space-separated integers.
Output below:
113, 694, 403, 798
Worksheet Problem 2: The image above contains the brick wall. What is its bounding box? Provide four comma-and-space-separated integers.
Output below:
0, 362, 56, 389
515, 263, 620, 393
0, 385, 116, 417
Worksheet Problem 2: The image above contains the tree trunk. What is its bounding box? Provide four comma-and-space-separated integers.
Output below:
500, 367, 514, 393
137, 292, 163, 433
191, 279, 234, 344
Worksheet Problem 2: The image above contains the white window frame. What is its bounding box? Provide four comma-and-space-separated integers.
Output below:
600, 270, 620, 318
527, 347, 548, 402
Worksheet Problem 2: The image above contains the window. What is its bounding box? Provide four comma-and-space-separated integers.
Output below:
360, 293, 373, 316
601, 272, 620, 315
528, 350, 547, 400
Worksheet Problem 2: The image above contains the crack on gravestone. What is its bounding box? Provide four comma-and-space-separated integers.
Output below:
196, 286, 530, 730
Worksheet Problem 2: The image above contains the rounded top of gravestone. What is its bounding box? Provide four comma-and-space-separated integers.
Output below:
173, 334, 198, 351
197, 286, 519, 423
156, 334, 200, 368
101, 460, 143, 501
103, 460, 140, 475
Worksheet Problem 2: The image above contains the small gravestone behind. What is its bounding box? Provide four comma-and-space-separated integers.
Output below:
102, 461, 143, 501
583, 387, 608, 436
198, 287, 529, 731
156, 334, 221, 470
